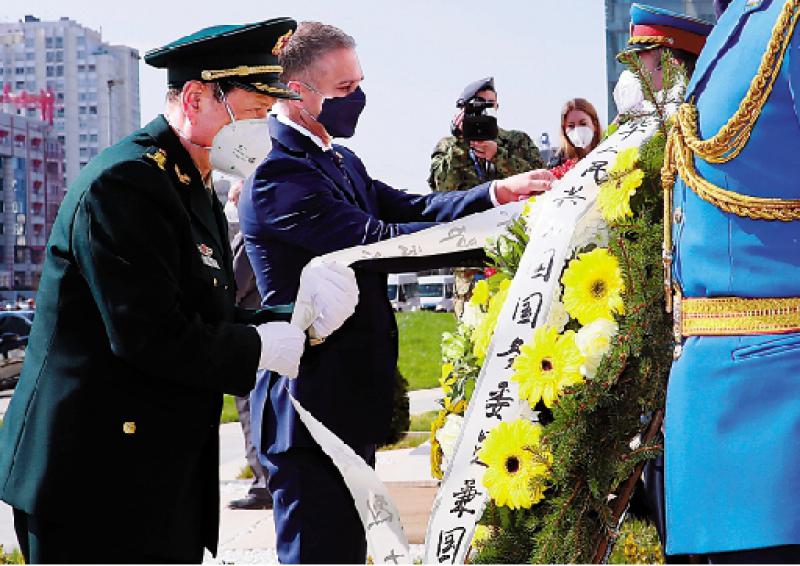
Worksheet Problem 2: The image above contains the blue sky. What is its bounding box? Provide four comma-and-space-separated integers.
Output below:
6, 1, 609, 193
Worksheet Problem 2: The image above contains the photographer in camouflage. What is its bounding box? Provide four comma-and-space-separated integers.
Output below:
428, 77, 543, 192
428, 77, 543, 316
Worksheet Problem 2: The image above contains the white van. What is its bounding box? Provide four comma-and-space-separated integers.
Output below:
387, 273, 420, 312
417, 275, 455, 312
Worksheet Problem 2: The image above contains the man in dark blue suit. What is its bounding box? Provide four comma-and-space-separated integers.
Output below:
239, 21, 555, 563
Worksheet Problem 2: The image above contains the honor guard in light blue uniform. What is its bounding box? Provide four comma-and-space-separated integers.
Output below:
663, 0, 800, 561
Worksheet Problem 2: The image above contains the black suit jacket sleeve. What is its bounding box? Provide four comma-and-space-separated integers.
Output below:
72, 161, 261, 396
248, 155, 493, 257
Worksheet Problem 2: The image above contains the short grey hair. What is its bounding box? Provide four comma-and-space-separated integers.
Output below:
279, 21, 356, 82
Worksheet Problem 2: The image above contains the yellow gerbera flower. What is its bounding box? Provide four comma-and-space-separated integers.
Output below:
470, 279, 490, 308
478, 419, 552, 509
561, 248, 625, 325
440, 363, 456, 394
609, 147, 639, 174
598, 168, 644, 223
473, 279, 512, 362
511, 326, 585, 408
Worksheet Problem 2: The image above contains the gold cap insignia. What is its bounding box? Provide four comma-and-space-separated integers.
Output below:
272, 30, 293, 56
174, 164, 191, 185
123, 421, 136, 434
145, 148, 167, 171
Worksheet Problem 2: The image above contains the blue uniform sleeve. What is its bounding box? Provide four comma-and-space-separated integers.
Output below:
789, 28, 800, 125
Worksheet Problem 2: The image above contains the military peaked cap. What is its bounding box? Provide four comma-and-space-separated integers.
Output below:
144, 17, 301, 99
621, 3, 714, 59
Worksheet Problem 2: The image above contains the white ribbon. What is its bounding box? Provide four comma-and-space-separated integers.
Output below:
423, 117, 660, 564
285, 117, 659, 564
288, 201, 525, 564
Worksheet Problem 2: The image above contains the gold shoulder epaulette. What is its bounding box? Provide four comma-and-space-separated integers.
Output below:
144, 148, 168, 171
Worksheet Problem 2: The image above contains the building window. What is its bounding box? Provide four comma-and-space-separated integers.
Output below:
55, 37, 63, 49
15, 67, 24, 75
89, 106, 97, 115
45, 37, 53, 48
56, 66, 63, 77
25, 52, 34, 61
89, 134, 98, 143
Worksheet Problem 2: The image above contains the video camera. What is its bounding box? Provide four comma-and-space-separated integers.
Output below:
452, 96, 499, 142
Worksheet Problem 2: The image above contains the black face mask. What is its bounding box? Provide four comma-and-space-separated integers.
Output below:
314, 86, 367, 139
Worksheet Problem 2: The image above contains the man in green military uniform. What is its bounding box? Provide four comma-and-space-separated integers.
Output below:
0, 18, 359, 564
428, 77, 543, 315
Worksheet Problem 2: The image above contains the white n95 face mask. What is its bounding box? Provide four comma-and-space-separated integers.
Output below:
613, 70, 645, 115
566, 125, 595, 149
209, 118, 272, 179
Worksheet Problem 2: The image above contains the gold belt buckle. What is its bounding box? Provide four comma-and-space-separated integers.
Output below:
672, 287, 683, 359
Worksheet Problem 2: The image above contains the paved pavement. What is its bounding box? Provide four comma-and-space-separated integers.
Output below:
408, 387, 441, 415
0, 392, 441, 562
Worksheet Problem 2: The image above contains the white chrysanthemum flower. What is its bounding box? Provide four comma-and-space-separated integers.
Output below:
460, 301, 486, 329
436, 414, 465, 465
546, 298, 570, 333
441, 332, 469, 362
570, 206, 609, 253
575, 318, 618, 379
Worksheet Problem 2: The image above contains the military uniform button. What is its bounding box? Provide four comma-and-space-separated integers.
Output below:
224, 284, 229, 290
673, 208, 684, 224
123, 421, 136, 434
213, 277, 219, 287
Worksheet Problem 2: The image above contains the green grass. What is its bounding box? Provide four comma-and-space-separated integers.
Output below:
409, 410, 439, 431
396, 311, 457, 390
221, 394, 239, 424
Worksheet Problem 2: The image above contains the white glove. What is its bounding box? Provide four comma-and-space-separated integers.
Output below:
296, 262, 359, 339
255, 321, 305, 378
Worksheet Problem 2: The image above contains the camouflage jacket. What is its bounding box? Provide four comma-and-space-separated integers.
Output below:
428, 127, 543, 192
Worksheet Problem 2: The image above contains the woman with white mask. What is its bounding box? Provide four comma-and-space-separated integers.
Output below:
548, 97, 601, 168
